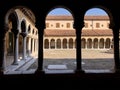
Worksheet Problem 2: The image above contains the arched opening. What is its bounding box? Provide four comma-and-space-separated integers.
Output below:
105, 38, 111, 48
81, 38, 86, 49
44, 39, 49, 49
69, 38, 73, 49
93, 38, 98, 49
43, 7, 76, 73
63, 38, 67, 49
5, 12, 18, 68
19, 35, 23, 59
50, 39, 55, 49
57, 39, 61, 49
82, 7, 114, 73
99, 38, 104, 49
4, 6, 38, 74
87, 38, 92, 49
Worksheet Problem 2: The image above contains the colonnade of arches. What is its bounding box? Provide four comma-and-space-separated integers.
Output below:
44, 37, 113, 49
5, 8, 38, 68
0, 0, 120, 75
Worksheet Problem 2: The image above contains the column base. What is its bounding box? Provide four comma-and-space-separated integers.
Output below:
12, 62, 19, 65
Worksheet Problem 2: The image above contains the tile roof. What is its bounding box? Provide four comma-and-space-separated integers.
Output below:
44, 29, 113, 36
46, 15, 109, 20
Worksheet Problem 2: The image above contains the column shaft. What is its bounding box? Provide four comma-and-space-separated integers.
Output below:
13, 34, 19, 65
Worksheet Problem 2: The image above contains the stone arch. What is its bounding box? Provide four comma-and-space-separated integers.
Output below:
81, 38, 86, 49
44, 39, 49, 49
69, 38, 73, 49
56, 39, 61, 49
99, 38, 104, 49
93, 38, 98, 49
87, 38, 92, 49
105, 38, 111, 48
63, 38, 67, 49
50, 39, 55, 49
4, 10, 20, 67
5, 10, 19, 32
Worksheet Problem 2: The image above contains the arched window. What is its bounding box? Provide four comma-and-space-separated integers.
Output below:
81, 38, 86, 49
44, 39, 49, 49
87, 38, 92, 49
56, 39, 61, 49
69, 38, 73, 49
63, 39, 67, 49
93, 38, 98, 49
105, 38, 111, 48
50, 39, 55, 49
99, 38, 104, 49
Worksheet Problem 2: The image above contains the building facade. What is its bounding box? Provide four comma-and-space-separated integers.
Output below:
44, 15, 113, 50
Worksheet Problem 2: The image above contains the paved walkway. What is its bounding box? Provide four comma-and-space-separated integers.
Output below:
4, 57, 37, 74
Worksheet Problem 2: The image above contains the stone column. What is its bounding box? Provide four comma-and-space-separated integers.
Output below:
28, 37, 31, 57
12, 32, 19, 65
110, 23, 120, 72
35, 26, 44, 71
22, 33, 27, 60
32, 39, 34, 55
85, 39, 87, 49
49, 40, 50, 49
91, 39, 93, 49
0, 30, 7, 74
98, 39, 100, 50
103, 41, 105, 49
74, 20, 84, 73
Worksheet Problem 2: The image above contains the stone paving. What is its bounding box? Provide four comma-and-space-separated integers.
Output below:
28, 49, 115, 73
5, 49, 115, 74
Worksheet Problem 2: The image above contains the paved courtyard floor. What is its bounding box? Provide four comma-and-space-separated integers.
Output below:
28, 49, 115, 73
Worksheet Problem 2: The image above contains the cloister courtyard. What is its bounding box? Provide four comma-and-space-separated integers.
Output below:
28, 49, 114, 73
